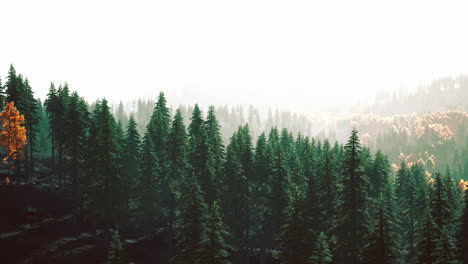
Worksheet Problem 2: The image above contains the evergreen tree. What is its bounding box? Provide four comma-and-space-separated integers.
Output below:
122, 116, 141, 206
63, 91, 89, 198
310, 232, 333, 264
268, 127, 290, 248
196, 200, 232, 264
395, 161, 417, 261
318, 139, 339, 235
417, 213, 436, 264
106, 230, 126, 264
362, 195, 401, 264
83, 99, 125, 228
434, 225, 459, 264
137, 132, 160, 226
167, 109, 189, 237
459, 188, 468, 264
205, 105, 225, 184
171, 176, 208, 264
337, 128, 369, 264
277, 186, 309, 264
369, 150, 391, 200
223, 131, 249, 250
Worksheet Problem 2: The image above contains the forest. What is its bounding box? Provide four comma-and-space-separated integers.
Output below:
1, 64, 468, 264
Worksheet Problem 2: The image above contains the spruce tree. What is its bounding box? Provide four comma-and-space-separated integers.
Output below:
310, 232, 333, 264
337, 128, 369, 264
459, 188, 468, 264
171, 176, 208, 264
83, 99, 125, 228
318, 139, 339, 235
417, 213, 436, 264
268, 128, 290, 248
167, 109, 189, 236
205, 105, 225, 184
223, 131, 249, 250
395, 161, 417, 261
123, 116, 141, 206
107, 230, 126, 264
277, 186, 309, 264
196, 200, 232, 264
63, 91, 89, 198
362, 195, 401, 264
137, 132, 160, 227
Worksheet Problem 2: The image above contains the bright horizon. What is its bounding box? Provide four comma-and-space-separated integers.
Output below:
2, 0, 468, 113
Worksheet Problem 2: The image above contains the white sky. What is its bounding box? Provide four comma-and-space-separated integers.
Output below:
1, 0, 468, 112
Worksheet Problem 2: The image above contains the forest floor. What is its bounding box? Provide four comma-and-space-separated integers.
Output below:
0, 179, 169, 263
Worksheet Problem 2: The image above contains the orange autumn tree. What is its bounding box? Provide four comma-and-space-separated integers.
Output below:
0, 102, 27, 179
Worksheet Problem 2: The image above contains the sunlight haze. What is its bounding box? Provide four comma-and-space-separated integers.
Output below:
1, 0, 468, 112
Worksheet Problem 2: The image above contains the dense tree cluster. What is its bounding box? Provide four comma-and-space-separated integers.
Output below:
1, 64, 468, 264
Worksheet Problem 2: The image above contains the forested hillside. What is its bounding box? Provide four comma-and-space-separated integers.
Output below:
1, 64, 468, 264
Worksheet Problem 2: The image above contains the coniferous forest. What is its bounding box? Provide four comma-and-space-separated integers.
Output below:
0, 64, 467, 264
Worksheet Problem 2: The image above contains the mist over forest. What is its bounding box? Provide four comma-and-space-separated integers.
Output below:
2, 1, 468, 263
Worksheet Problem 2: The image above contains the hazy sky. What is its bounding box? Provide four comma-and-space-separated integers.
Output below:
1, 0, 468, 112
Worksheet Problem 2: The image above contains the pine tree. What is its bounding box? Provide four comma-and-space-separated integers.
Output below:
268, 128, 290, 248
362, 194, 401, 264
417, 213, 436, 264
459, 188, 468, 264
123, 116, 141, 207
83, 99, 125, 228
434, 225, 459, 264
223, 130, 249, 250
196, 200, 232, 264
369, 150, 391, 200
318, 139, 339, 235
171, 176, 208, 264
310, 232, 333, 264
137, 132, 160, 227
106, 229, 126, 264
277, 186, 309, 264
63, 91, 89, 198
167, 109, 189, 237
395, 161, 417, 261
337, 128, 369, 264
22, 78, 39, 177
205, 105, 225, 185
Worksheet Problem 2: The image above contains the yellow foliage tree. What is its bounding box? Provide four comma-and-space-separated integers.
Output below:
0, 102, 27, 180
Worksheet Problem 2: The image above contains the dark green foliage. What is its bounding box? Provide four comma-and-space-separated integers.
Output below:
318, 139, 339, 236
310, 232, 333, 264
268, 128, 290, 248
137, 133, 160, 226
171, 176, 208, 264
83, 99, 126, 228
395, 161, 417, 261
363, 195, 401, 264
459, 189, 468, 264
123, 116, 141, 203
107, 229, 126, 264
417, 213, 436, 264
196, 200, 232, 264
205, 105, 225, 182
223, 130, 249, 248
167, 109, 189, 235
63, 91, 89, 198
107, 230, 126, 264
337, 128, 370, 264
277, 186, 309, 264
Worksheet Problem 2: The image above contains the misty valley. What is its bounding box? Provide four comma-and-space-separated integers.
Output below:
0, 64, 467, 264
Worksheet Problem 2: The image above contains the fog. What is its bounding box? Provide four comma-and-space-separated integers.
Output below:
2, 0, 468, 114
